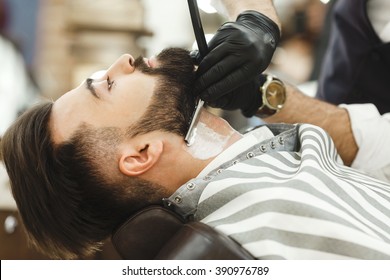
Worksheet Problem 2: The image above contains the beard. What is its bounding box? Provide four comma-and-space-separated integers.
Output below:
127, 48, 197, 138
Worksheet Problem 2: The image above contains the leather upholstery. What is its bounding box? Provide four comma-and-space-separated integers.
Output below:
111, 205, 254, 260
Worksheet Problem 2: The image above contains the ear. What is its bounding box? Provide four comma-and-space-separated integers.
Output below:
118, 140, 163, 177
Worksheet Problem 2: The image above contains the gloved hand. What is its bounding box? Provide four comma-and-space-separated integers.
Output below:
192, 11, 280, 116
206, 76, 263, 118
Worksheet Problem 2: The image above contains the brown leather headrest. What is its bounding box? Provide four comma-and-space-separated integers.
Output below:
156, 222, 254, 260
111, 205, 184, 260
112, 205, 254, 260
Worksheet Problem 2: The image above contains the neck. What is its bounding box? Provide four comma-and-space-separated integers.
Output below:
185, 109, 242, 161
145, 109, 242, 195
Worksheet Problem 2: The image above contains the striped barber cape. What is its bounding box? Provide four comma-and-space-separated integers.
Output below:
194, 124, 390, 259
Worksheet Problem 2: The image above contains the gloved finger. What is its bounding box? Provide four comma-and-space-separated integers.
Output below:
193, 23, 239, 77
189, 50, 202, 66
195, 53, 246, 97
203, 48, 259, 81
207, 95, 230, 109
194, 36, 262, 95
199, 64, 255, 102
194, 40, 231, 78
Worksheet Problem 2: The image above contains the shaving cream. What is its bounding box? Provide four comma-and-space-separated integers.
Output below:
186, 121, 233, 160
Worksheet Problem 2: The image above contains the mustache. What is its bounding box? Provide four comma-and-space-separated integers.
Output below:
133, 48, 196, 76
133, 56, 151, 72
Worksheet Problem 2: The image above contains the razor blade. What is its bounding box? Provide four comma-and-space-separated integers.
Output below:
184, 99, 204, 146
185, 0, 209, 146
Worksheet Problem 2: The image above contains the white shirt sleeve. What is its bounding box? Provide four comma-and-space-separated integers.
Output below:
341, 103, 390, 182
367, 0, 390, 42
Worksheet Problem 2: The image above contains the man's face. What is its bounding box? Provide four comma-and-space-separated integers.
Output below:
51, 48, 195, 143
51, 54, 158, 144
51, 48, 196, 144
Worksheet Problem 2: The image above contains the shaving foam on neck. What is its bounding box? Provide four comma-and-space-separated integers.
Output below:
186, 121, 232, 160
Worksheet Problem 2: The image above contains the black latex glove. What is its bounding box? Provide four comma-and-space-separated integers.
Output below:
207, 76, 264, 118
192, 11, 280, 116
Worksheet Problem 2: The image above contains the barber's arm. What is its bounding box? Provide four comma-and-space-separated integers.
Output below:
193, 0, 281, 111
211, 0, 280, 25
264, 84, 358, 167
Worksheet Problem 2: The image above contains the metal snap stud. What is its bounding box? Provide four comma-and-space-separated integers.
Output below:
246, 152, 255, 159
174, 196, 182, 204
260, 145, 267, 152
187, 182, 195, 190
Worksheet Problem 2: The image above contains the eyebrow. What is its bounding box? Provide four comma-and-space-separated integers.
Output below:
86, 78, 100, 99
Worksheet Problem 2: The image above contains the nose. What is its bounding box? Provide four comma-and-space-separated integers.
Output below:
107, 54, 135, 75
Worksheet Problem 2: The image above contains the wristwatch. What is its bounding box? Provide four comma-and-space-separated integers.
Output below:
257, 74, 287, 118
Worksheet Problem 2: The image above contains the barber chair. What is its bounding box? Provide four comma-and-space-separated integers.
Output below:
111, 205, 254, 260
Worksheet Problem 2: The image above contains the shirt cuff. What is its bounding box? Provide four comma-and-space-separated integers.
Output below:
340, 103, 390, 171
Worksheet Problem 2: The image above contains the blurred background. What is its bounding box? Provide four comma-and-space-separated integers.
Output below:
0, 0, 332, 259
0, 0, 332, 134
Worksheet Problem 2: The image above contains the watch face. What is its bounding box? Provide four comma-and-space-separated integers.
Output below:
265, 82, 286, 110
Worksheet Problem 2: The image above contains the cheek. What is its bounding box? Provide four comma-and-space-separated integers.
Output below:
103, 74, 156, 127
108, 93, 153, 127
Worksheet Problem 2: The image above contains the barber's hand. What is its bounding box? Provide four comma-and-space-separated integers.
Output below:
208, 77, 263, 118
192, 11, 280, 115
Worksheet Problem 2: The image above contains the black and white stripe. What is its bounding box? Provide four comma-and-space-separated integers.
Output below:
196, 124, 390, 259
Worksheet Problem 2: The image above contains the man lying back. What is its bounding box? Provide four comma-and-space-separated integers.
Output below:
2, 48, 390, 259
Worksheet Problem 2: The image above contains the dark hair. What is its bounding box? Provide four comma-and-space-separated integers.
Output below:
1, 48, 196, 259
1, 102, 169, 259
